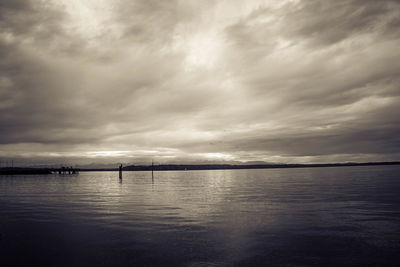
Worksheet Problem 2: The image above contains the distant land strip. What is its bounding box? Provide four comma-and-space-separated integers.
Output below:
119, 161, 400, 172
1, 162, 399, 175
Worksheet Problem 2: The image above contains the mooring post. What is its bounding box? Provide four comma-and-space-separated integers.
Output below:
119, 164, 123, 180
152, 160, 154, 180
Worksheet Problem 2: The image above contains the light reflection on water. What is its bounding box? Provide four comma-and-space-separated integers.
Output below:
1, 166, 400, 266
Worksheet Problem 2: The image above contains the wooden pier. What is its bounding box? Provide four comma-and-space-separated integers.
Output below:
52, 166, 80, 175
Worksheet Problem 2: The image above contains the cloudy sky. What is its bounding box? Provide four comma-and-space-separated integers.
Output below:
1, 0, 400, 165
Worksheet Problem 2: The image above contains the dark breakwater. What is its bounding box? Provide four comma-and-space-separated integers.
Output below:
0, 167, 52, 175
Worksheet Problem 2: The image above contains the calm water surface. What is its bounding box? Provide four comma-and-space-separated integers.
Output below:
1, 166, 400, 266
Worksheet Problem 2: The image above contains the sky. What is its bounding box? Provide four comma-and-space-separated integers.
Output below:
0, 0, 400, 166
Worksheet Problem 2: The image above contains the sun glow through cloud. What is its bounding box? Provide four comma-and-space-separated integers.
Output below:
184, 30, 223, 69
86, 151, 131, 157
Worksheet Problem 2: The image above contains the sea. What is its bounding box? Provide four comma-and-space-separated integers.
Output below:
1, 166, 399, 266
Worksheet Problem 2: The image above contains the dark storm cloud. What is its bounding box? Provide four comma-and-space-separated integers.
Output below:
179, 100, 400, 154
281, 0, 400, 45
0, 41, 95, 144
228, 0, 400, 47
114, 0, 193, 43
0, 0, 399, 163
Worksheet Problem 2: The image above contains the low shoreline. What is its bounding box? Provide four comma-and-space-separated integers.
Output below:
89, 161, 400, 172
1, 161, 399, 175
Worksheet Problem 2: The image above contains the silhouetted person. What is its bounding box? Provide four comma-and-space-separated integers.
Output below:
119, 164, 123, 180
